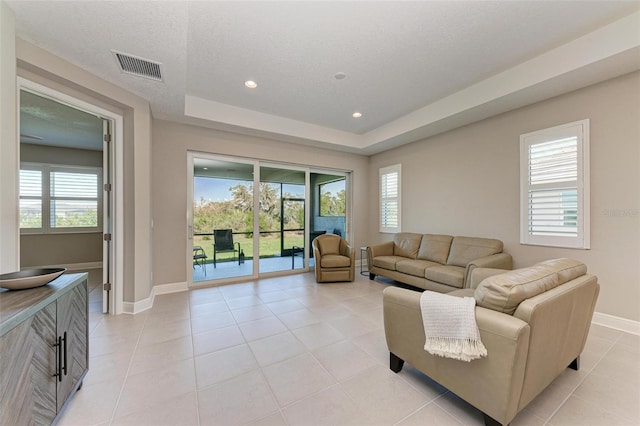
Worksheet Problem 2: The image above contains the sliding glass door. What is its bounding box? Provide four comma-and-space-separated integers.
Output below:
188, 153, 351, 285
259, 166, 306, 273
308, 172, 347, 265
190, 156, 254, 282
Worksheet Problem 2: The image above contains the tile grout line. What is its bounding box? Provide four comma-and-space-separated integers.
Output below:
194, 286, 276, 425
542, 333, 622, 425
189, 288, 225, 426
431, 394, 473, 426
106, 311, 150, 425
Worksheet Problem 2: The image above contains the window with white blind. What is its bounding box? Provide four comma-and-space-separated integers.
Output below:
20, 163, 102, 234
379, 164, 401, 233
520, 120, 590, 249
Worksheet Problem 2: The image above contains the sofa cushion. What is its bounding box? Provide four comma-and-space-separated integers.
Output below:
393, 233, 422, 259
425, 265, 466, 288
396, 259, 440, 277
447, 288, 475, 298
447, 237, 503, 267
317, 236, 341, 255
417, 234, 453, 264
372, 256, 407, 271
474, 258, 587, 315
320, 254, 351, 268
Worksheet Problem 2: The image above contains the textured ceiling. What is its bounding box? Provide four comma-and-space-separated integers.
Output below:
8, 1, 640, 154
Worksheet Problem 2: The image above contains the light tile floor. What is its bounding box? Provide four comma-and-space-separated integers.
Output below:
59, 271, 640, 426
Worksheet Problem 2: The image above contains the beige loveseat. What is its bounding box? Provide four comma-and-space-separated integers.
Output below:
383, 259, 600, 426
367, 233, 512, 292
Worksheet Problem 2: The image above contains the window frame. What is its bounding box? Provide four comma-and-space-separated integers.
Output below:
379, 164, 401, 234
519, 119, 590, 249
20, 162, 103, 235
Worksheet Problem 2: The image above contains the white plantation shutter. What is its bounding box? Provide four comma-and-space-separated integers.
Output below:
520, 120, 590, 249
380, 164, 401, 233
19, 168, 43, 229
50, 169, 99, 229
20, 163, 101, 233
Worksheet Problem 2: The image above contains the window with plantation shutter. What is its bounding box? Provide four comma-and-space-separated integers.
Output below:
20, 163, 102, 234
520, 120, 590, 249
19, 167, 43, 229
379, 164, 401, 233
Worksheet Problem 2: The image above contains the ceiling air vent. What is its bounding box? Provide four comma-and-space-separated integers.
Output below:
112, 50, 163, 81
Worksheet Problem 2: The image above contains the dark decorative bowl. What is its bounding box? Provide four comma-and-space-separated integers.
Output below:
0, 268, 67, 290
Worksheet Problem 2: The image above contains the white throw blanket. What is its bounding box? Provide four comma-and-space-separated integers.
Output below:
420, 290, 487, 362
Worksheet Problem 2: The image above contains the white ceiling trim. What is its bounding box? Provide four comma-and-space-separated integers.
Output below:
184, 95, 362, 149
184, 11, 640, 154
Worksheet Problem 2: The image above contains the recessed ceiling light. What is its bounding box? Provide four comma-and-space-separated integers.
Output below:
352, 112, 362, 118
244, 80, 257, 89
203, 167, 208, 170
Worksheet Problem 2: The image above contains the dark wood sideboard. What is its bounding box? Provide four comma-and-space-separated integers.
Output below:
0, 273, 89, 425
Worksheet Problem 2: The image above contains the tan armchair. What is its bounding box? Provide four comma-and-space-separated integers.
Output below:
312, 234, 355, 282
383, 259, 599, 425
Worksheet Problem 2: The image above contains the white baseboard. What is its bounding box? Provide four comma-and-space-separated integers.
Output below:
122, 281, 188, 315
22, 261, 103, 271
122, 296, 154, 315
592, 311, 640, 336
154, 281, 188, 295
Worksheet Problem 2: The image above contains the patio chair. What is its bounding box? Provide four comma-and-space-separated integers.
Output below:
213, 229, 241, 268
192, 246, 208, 276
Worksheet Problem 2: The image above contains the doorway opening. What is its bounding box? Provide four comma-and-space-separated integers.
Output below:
18, 79, 123, 314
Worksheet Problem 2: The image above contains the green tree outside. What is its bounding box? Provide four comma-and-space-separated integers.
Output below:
193, 180, 305, 261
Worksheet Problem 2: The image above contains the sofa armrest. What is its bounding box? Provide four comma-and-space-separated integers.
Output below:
464, 253, 513, 288
367, 242, 394, 266
512, 275, 599, 409
341, 242, 355, 262
383, 286, 530, 425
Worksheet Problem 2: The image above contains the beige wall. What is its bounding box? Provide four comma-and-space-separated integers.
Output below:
21, 234, 103, 267
19, 144, 103, 267
151, 120, 369, 286
0, 1, 18, 273
369, 71, 640, 322
16, 39, 153, 303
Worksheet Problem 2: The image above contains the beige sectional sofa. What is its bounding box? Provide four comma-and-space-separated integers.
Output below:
383, 258, 600, 425
367, 233, 513, 292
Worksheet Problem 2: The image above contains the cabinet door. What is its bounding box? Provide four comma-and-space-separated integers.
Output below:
56, 281, 88, 410
0, 302, 57, 425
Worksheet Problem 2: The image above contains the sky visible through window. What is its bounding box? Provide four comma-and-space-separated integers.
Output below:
195, 177, 245, 202
195, 177, 304, 203
321, 180, 344, 196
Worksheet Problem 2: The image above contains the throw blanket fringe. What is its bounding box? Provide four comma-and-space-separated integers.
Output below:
420, 291, 487, 362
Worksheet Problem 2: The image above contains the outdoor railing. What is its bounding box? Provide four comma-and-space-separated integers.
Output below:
193, 229, 304, 263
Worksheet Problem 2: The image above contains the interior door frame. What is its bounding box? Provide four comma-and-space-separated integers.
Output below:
18, 77, 125, 314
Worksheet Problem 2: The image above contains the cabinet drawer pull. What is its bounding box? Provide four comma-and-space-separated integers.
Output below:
53, 336, 62, 382
62, 331, 68, 376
